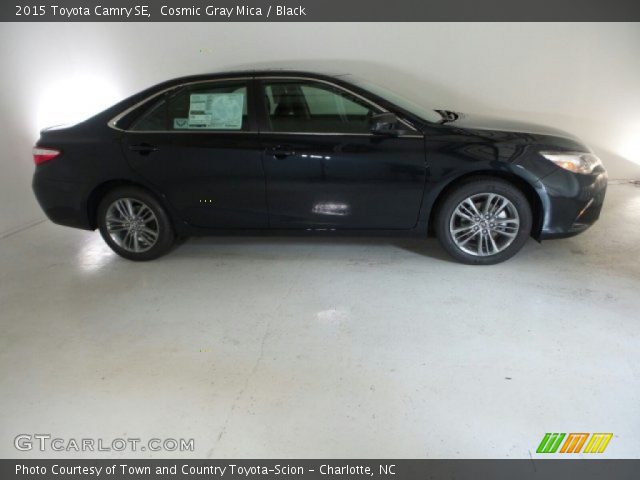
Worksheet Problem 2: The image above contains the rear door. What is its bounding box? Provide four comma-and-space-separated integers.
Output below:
258, 78, 427, 229
121, 78, 268, 229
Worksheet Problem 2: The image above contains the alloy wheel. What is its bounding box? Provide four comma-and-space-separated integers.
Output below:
449, 193, 520, 257
105, 198, 159, 253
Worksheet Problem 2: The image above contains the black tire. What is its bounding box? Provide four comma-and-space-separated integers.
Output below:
97, 186, 175, 261
435, 178, 532, 265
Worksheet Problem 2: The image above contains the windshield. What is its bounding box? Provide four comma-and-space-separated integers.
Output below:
346, 76, 443, 124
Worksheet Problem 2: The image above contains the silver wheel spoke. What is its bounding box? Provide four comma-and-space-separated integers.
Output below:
487, 232, 499, 254
494, 227, 518, 238
477, 233, 485, 255
456, 229, 480, 246
107, 220, 127, 228
455, 204, 475, 221
494, 218, 519, 237
106, 214, 125, 223
106, 217, 127, 226
114, 200, 129, 219
139, 228, 158, 242
452, 224, 475, 235
123, 230, 132, 249
124, 199, 135, 218
483, 194, 496, 214
138, 206, 155, 223
464, 199, 482, 217
140, 226, 158, 236
138, 231, 155, 245
492, 198, 509, 217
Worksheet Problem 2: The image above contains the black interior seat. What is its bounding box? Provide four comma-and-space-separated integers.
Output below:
272, 85, 309, 118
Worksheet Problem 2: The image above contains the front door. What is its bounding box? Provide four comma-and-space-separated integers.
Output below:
258, 79, 426, 229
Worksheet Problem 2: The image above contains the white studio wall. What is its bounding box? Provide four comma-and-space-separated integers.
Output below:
1, 22, 639, 235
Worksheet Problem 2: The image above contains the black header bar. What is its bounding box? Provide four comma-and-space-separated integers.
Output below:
6, 0, 640, 22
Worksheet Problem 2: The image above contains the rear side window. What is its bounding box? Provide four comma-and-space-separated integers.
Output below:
130, 81, 249, 132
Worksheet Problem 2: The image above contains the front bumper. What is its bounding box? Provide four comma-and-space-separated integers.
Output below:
538, 167, 607, 239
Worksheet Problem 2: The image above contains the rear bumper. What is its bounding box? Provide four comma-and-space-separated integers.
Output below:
538, 167, 607, 240
32, 173, 93, 230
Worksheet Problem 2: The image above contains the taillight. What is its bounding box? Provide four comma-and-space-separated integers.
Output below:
33, 147, 61, 165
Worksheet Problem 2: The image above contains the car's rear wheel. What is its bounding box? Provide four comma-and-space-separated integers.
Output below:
435, 178, 532, 265
97, 187, 174, 261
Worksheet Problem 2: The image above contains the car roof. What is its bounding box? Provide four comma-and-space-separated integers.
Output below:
161, 70, 345, 85
135, 70, 359, 103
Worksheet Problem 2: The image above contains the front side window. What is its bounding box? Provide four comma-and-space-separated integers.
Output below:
263, 81, 380, 134
131, 81, 249, 132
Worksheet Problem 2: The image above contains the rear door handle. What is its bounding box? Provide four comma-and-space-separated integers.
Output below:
268, 146, 295, 159
129, 143, 159, 155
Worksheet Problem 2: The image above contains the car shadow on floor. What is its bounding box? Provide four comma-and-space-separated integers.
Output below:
173, 235, 457, 264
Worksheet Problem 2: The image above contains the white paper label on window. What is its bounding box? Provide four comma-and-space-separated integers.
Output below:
187, 92, 244, 130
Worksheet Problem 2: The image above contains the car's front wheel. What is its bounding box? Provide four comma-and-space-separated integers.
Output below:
97, 187, 175, 261
435, 178, 532, 265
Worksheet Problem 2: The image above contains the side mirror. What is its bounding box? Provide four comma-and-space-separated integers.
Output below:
370, 112, 400, 135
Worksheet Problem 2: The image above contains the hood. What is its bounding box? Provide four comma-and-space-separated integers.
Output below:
438, 111, 581, 142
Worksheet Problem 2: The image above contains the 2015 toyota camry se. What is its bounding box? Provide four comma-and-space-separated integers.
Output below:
32, 71, 607, 264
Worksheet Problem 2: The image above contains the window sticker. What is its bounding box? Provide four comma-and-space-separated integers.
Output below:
186, 92, 244, 130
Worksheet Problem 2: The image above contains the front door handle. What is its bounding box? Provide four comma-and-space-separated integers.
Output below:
129, 143, 159, 155
268, 146, 295, 159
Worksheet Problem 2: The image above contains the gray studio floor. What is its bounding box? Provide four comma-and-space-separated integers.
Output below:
1, 183, 638, 458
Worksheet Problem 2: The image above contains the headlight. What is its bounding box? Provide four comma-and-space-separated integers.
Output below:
540, 151, 602, 174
